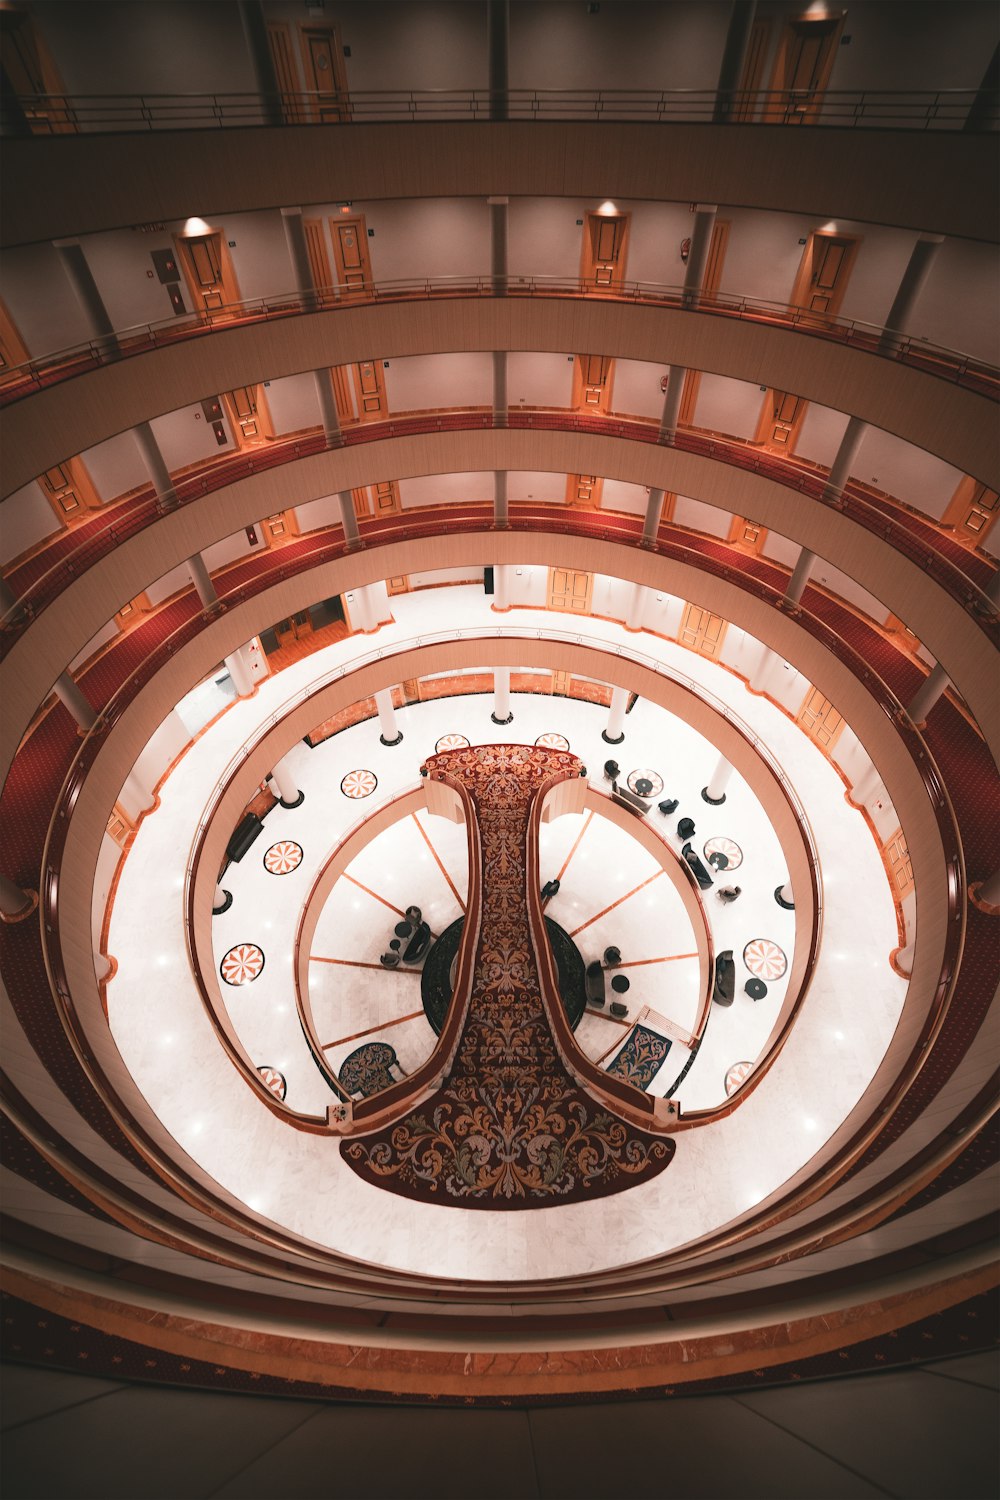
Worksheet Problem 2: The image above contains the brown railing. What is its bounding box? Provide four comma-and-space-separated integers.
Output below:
3, 276, 995, 407
8, 86, 991, 134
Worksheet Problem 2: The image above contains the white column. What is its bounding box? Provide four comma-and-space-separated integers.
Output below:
713, 2, 758, 123
131, 420, 178, 509
337, 490, 360, 549
974, 868, 1000, 908
120, 768, 155, 816
702, 754, 734, 805
188, 553, 218, 610
603, 686, 628, 745
375, 688, 403, 745
488, 1, 509, 121
624, 582, 645, 631
818, 415, 868, 508
491, 668, 513, 725
489, 197, 508, 295
0, 873, 36, 921
849, 760, 884, 807
783, 547, 817, 610
54, 672, 97, 731
213, 882, 232, 913
54, 236, 117, 352
681, 204, 718, 308
641, 486, 666, 545
280, 206, 319, 309
879, 233, 945, 352
270, 755, 304, 806
657, 371, 686, 443
238, 0, 284, 126
494, 469, 509, 528
94, 951, 113, 983
748, 645, 780, 695
224, 648, 254, 698
494, 564, 511, 611
775, 881, 794, 910
315, 371, 343, 445
893, 941, 914, 977
906, 661, 951, 725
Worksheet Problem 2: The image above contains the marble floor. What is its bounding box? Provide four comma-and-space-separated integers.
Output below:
103, 586, 906, 1280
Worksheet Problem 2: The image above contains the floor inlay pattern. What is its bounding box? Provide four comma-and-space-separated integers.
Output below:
535, 732, 570, 751
606, 1025, 672, 1091
263, 841, 303, 875
627, 768, 664, 797
257, 1066, 287, 1100
340, 769, 377, 799
220, 943, 265, 987
704, 836, 743, 871
725, 1061, 754, 1097
743, 939, 788, 981
435, 734, 470, 753
340, 1042, 400, 1099
343, 745, 674, 1208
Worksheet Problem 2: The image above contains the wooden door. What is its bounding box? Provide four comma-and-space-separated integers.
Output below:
756, 388, 807, 452
372, 480, 401, 515
0, 8, 75, 133
0, 297, 29, 378
266, 22, 301, 122
765, 14, 844, 124
582, 214, 629, 289
548, 568, 593, 614
176, 232, 241, 315
572, 353, 613, 412
679, 603, 727, 658
114, 592, 150, 630
733, 17, 772, 121
330, 216, 374, 297
883, 829, 914, 899
353, 359, 388, 421
565, 472, 604, 510
301, 25, 349, 122
261, 510, 299, 547
551, 671, 572, 695
223, 385, 273, 448
943, 477, 1000, 545
789, 233, 859, 318
38, 458, 99, 525
796, 687, 845, 748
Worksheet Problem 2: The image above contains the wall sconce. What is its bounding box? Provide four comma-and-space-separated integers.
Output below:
680, 237, 691, 263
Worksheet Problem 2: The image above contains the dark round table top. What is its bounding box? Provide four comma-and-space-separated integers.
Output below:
394, 922, 412, 939
745, 978, 767, 1000
611, 973, 630, 994
633, 778, 654, 797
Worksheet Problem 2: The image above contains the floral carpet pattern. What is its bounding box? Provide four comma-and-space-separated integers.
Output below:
606, 1025, 672, 1092
343, 744, 674, 1208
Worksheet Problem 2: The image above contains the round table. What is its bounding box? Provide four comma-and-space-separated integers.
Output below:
394, 922, 412, 939
611, 974, 630, 994
744, 978, 767, 1001
633, 778, 654, 797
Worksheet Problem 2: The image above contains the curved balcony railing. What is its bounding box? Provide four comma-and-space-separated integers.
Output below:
3, 410, 996, 657
8, 86, 991, 135
2, 275, 996, 407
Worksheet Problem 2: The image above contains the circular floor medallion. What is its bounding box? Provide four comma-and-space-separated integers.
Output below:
340, 768, 377, 800
627, 768, 664, 797
257, 1066, 287, 1101
743, 938, 788, 981
435, 733, 470, 753
704, 836, 743, 871
725, 1060, 753, 1097
535, 733, 570, 751
221, 943, 265, 987
263, 840, 303, 875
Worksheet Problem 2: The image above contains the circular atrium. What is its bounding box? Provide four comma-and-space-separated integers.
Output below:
0, 2, 997, 1495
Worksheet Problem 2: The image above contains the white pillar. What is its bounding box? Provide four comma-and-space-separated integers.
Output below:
0, 872, 36, 921
975, 868, 1000, 908
213, 882, 232, 913
702, 754, 734, 805
315, 371, 343, 445
133, 420, 178, 509
775, 881, 794, 910
849, 760, 884, 807
224, 648, 254, 699
819, 415, 868, 508
489, 197, 508, 295
375, 688, 403, 745
603, 686, 628, 745
487, 1, 509, 121
624, 582, 645, 631
494, 469, 509, 528
120, 768, 155, 816
238, 0, 284, 127
893, 941, 914, 977
658, 371, 686, 443
494, 564, 511, 611
749, 645, 780, 695
270, 755, 304, 806
783, 547, 816, 609
681, 204, 718, 308
879, 233, 945, 352
94, 950, 113, 983
188, 553, 218, 610
713, 2, 758, 123
906, 661, 951, 725
492, 668, 513, 725
337, 490, 360, 549
54, 672, 97, 731
641, 486, 666, 545
54, 236, 117, 353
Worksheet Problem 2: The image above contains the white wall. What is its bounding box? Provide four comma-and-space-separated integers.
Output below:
293, 494, 342, 534
673, 495, 732, 538
146, 562, 193, 608
77, 227, 182, 331
263, 373, 322, 435
0, 242, 91, 358
602, 479, 647, 516
384, 353, 492, 411
92, 833, 122, 954
507, 471, 565, 504
612, 359, 667, 420
718, 207, 814, 307
853, 431, 963, 520
69, 619, 118, 670
362, 199, 490, 284
82, 432, 150, 502
330, 1, 487, 92
796, 406, 852, 471
149, 405, 235, 471
908, 239, 1000, 366
1, 482, 57, 565
625, 201, 698, 287
201, 529, 262, 575
692, 373, 762, 439
131, 709, 191, 807
508, 199, 591, 283
225, 210, 295, 302
510, 2, 726, 93
398, 472, 492, 508
508, 352, 574, 409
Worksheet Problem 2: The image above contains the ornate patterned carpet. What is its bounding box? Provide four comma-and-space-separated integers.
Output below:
342, 744, 674, 1209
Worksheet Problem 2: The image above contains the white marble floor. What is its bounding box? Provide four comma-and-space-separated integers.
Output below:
103, 586, 906, 1280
